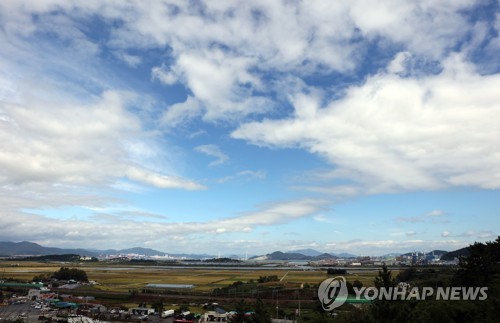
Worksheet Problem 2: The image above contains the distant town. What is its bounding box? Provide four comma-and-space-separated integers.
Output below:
0, 241, 464, 267
0, 238, 497, 322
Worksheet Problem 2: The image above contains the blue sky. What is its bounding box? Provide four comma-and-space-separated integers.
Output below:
0, 0, 499, 256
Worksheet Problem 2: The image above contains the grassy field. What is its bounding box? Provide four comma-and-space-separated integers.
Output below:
0, 262, 383, 293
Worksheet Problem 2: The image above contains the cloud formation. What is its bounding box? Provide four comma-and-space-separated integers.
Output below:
0, 198, 325, 251
0, 0, 497, 254
194, 144, 229, 167
233, 54, 500, 194
0, 91, 202, 191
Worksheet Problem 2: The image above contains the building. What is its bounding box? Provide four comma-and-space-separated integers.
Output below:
199, 311, 228, 322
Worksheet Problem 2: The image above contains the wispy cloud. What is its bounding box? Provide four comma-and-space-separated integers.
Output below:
441, 230, 497, 239
0, 0, 497, 255
233, 54, 500, 194
312, 214, 337, 225
0, 198, 326, 250
324, 239, 469, 255
195, 144, 229, 167
395, 210, 449, 223
217, 170, 266, 183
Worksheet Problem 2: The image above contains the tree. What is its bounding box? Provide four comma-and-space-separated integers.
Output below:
249, 299, 271, 323
229, 299, 251, 323
374, 264, 396, 289
454, 237, 500, 287
347, 279, 364, 295
327, 268, 347, 275
32, 273, 52, 282
369, 264, 406, 322
396, 267, 415, 283
151, 300, 164, 313
52, 267, 88, 282
258, 275, 279, 283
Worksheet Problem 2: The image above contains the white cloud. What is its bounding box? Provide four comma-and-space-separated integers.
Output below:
1, 0, 477, 124
0, 198, 326, 250
223, 198, 327, 228
0, 1, 496, 255
126, 167, 205, 190
324, 238, 470, 255
395, 210, 448, 223
441, 230, 497, 239
312, 214, 336, 225
160, 96, 203, 128
233, 54, 500, 193
387, 51, 412, 75
217, 170, 266, 183
426, 210, 446, 217
152, 64, 178, 85
194, 144, 229, 167
116, 52, 142, 67
0, 89, 204, 199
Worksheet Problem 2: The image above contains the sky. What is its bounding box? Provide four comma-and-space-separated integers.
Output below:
0, 0, 499, 256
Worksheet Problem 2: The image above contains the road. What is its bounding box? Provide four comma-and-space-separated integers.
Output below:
0, 302, 42, 322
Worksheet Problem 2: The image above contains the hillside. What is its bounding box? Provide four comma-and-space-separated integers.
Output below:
440, 247, 470, 261
251, 250, 338, 261
0, 241, 97, 257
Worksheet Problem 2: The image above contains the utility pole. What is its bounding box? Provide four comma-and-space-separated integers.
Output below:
276, 291, 279, 320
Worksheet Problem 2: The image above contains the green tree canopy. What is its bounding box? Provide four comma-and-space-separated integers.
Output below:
52, 267, 88, 282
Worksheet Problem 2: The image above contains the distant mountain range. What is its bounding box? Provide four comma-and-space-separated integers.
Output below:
0, 241, 466, 261
0, 241, 98, 257
0, 241, 168, 258
250, 250, 358, 261
0, 241, 218, 260
440, 247, 470, 261
287, 249, 357, 258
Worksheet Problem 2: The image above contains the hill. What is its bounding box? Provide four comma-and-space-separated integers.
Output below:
440, 247, 470, 261
287, 249, 323, 257
0, 241, 97, 257
287, 249, 357, 258
251, 251, 337, 261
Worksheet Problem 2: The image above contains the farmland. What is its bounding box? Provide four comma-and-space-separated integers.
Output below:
0, 262, 382, 294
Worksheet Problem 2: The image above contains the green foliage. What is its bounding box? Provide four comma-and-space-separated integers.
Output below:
359, 237, 500, 322
454, 236, 500, 287
257, 275, 279, 283
326, 268, 347, 275
204, 257, 242, 263
250, 298, 271, 323
151, 300, 164, 313
52, 267, 88, 282
374, 264, 396, 289
32, 273, 52, 282
347, 279, 363, 295
396, 267, 416, 282
229, 299, 251, 323
178, 305, 190, 313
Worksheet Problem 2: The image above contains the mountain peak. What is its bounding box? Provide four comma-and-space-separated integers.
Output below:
287, 248, 323, 257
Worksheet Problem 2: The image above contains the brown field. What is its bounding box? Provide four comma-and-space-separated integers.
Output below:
0, 262, 383, 293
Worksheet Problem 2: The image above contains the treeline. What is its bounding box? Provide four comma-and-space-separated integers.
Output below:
257, 275, 279, 283
33, 267, 89, 283
316, 236, 500, 322
326, 268, 347, 275
9, 254, 97, 262
204, 257, 242, 263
